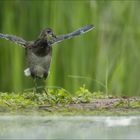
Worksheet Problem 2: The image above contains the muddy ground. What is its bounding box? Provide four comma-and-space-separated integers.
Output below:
38, 97, 140, 115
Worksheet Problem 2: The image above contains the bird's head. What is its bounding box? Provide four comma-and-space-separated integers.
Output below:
39, 28, 56, 41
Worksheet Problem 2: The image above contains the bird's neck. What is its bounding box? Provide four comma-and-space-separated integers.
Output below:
32, 39, 52, 57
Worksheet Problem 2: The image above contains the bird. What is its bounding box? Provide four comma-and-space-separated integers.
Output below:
0, 25, 94, 91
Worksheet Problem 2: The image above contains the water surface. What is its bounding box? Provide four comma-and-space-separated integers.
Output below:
0, 115, 140, 139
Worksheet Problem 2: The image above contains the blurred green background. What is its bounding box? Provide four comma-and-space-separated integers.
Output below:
0, 0, 140, 96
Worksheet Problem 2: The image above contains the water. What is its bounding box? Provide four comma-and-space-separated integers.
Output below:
0, 115, 140, 139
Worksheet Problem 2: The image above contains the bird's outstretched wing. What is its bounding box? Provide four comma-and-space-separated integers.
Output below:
0, 33, 27, 47
49, 25, 94, 46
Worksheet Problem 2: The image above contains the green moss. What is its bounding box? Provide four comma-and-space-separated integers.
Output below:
0, 86, 140, 115
0, 86, 102, 108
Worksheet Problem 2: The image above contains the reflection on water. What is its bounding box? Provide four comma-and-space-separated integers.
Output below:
0, 115, 140, 139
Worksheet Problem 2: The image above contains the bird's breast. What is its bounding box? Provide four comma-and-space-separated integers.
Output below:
26, 49, 52, 73
25, 40, 52, 78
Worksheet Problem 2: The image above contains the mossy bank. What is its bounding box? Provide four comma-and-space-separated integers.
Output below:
0, 86, 140, 115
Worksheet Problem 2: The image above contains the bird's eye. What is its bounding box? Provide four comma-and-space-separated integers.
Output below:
47, 30, 51, 34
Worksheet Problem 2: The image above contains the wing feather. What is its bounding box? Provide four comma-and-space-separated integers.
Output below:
49, 25, 94, 46
0, 33, 27, 47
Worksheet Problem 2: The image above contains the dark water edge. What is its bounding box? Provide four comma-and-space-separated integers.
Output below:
0, 115, 140, 139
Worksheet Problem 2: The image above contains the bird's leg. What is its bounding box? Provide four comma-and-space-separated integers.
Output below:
42, 79, 48, 94
42, 71, 48, 94
30, 70, 38, 94
33, 78, 38, 94
42, 79, 52, 104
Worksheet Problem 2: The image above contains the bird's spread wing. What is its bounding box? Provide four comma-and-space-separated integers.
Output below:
0, 33, 27, 47
49, 25, 95, 46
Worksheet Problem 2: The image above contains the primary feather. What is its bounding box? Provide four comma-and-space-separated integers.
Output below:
0, 33, 27, 47
49, 25, 94, 45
